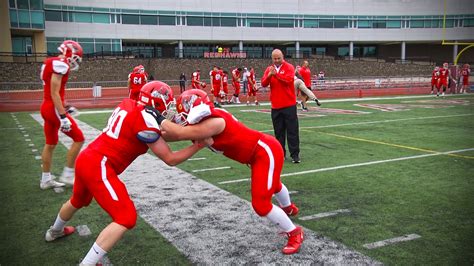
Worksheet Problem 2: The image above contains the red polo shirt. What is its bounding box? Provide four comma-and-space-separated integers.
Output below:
261, 60, 296, 109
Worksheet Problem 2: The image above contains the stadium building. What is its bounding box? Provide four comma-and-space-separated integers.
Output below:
1, 0, 474, 63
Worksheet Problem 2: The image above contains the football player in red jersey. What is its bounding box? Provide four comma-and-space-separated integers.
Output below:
460, 64, 471, 94
437, 62, 451, 96
43, 81, 209, 265
221, 70, 230, 104
430, 66, 440, 95
39, 40, 85, 190
246, 67, 259, 105
231, 67, 242, 103
191, 69, 206, 89
128, 65, 148, 100
209, 66, 223, 107
162, 89, 304, 255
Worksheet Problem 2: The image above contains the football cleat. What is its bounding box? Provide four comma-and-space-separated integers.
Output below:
45, 226, 75, 242
59, 174, 75, 186
40, 178, 65, 190
282, 203, 299, 217
314, 98, 321, 106
282, 226, 304, 255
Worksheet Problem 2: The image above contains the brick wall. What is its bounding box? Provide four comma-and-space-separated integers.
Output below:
0, 57, 435, 84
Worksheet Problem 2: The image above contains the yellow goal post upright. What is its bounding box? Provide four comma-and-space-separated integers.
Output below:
441, 0, 474, 65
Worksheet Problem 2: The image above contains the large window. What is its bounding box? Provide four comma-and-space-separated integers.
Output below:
303, 19, 318, 28
263, 18, 278, 27
45, 10, 61, 21
338, 47, 349, 56
10, 9, 18, 27
92, 13, 110, 24
159, 15, 175, 25
279, 19, 294, 28
29, 0, 42, 10
387, 20, 401, 28
187, 16, 203, 26
18, 10, 31, 28
334, 20, 348, 28
31, 11, 44, 28
247, 18, 262, 27
75, 12, 92, 23
122, 14, 139, 24
141, 15, 157, 25
12, 36, 32, 54
221, 17, 236, 27
410, 20, 423, 28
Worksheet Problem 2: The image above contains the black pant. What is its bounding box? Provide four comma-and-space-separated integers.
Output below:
179, 81, 185, 93
271, 104, 300, 159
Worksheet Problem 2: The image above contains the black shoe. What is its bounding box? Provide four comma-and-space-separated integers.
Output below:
292, 156, 301, 163
314, 98, 321, 106
214, 102, 222, 108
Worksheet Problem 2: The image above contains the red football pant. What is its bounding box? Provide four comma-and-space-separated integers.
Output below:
222, 85, 228, 94
250, 134, 284, 216
212, 84, 221, 97
233, 81, 240, 96
40, 101, 84, 145
70, 149, 137, 229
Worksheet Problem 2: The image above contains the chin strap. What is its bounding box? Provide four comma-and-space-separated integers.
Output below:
187, 104, 211, 125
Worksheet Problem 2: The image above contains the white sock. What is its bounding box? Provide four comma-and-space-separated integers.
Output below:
41, 172, 51, 183
51, 214, 67, 231
62, 166, 74, 177
265, 205, 296, 233
274, 184, 291, 208
81, 242, 107, 265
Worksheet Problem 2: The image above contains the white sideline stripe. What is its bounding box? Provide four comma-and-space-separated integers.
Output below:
24, 134, 29, 137
30, 113, 379, 264
218, 148, 474, 184
28, 143, 34, 147
299, 209, 351, 221
101, 156, 118, 201
188, 157, 206, 161
289, 191, 298, 194
192, 166, 231, 172
34, 156, 41, 160
32, 149, 37, 152
363, 234, 421, 249
25, 139, 31, 141
257, 140, 275, 190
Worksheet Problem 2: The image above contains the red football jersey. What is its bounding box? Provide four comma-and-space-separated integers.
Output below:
210, 70, 223, 85
41, 57, 70, 103
206, 108, 263, 164
461, 68, 470, 78
439, 68, 449, 81
128, 72, 147, 91
298, 66, 312, 87
431, 70, 439, 81
87, 99, 161, 174
248, 70, 256, 84
223, 73, 228, 85
232, 68, 241, 82
192, 71, 201, 88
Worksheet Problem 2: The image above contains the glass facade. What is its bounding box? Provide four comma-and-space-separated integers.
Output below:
11, 36, 33, 55
9, 0, 45, 29
42, 4, 474, 29
46, 37, 122, 55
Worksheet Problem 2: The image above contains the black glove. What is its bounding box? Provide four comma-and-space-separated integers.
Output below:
144, 106, 166, 125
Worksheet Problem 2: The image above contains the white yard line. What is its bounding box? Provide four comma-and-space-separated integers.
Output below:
31, 113, 379, 265
363, 234, 421, 249
299, 209, 352, 221
192, 166, 231, 172
218, 148, 474, 184
188, 157, 207, 161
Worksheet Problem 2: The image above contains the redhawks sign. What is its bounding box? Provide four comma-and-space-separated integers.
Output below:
204, 52, 247, 58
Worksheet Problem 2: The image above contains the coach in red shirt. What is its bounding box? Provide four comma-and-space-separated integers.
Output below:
261, 49, 300, 163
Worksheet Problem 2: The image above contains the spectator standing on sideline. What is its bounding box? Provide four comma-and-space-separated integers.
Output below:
261, 49, 301, 163
242, 67, 249, 94
148, 75, 155, 81
179, 72, 186, 93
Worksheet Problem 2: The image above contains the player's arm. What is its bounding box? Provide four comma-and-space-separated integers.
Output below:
50, 73, 66, 115
261, 67, 272, 87
127, 74, 132, 90
147, 137, 204, 166
161, 117, 225, 141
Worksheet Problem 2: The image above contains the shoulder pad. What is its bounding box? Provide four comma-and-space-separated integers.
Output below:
141, 106, 162, 130
136, 130, 160, 143
52, 60, 69, 75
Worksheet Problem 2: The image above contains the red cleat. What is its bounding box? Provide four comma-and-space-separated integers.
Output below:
282, 203, 299, 216
282, 226, 304, 255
